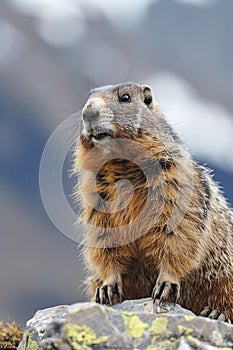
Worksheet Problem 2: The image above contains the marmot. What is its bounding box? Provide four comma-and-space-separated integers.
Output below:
73, 82, 233, 321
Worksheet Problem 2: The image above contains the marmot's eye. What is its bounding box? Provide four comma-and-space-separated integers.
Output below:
119, 94, 131, 103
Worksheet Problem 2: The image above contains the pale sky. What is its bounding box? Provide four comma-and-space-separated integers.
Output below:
9, 0, 217, 22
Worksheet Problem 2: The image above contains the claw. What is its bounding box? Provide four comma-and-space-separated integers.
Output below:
200, 307, 211, 317
209, 309, 220, 320
95, 281, 123, 305
117, 290, 123, 303
114, 283, 123, 303
218, 313, 230, 323
95, 287, 100, 303
107, 285, 114, 305
99, 285, 106, 304
152, 281, 179, 306
172, 284, 179, 305
200, 307, 230, 323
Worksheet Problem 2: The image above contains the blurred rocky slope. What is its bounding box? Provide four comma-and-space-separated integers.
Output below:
0, 0, 232, 323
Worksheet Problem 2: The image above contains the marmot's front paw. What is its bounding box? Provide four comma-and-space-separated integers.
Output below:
95, 275, 122, 305
152, 280, 180, 305
200, 307, 230, 323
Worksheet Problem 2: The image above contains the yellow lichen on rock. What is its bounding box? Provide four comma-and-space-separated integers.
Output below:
184, 315, 195, 322
146, 345, 157, 350
26, 338, 38, 350
122, 312, 149, 338
147, 339, 178, 350
22, 331, 39, 350
62, 324, 108, 350
149, 317, 169, 337
178, 325, 193, 337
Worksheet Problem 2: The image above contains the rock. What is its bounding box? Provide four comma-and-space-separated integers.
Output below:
18, 299, 233, 350
112, 297, 195, 315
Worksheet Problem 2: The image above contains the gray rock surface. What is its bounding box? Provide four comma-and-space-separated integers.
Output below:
18, 299, 233, 350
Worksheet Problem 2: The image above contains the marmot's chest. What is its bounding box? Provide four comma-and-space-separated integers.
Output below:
95, 161, 148, 211
103, 243, 159, 299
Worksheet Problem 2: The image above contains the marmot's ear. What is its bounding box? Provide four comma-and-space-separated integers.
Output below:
142, 85, 153, 106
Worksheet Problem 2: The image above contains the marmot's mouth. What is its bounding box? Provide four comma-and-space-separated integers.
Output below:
89, 128, 114, 142
91, 132, 110, 141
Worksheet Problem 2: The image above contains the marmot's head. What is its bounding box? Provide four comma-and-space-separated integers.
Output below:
80, 82, 161, 147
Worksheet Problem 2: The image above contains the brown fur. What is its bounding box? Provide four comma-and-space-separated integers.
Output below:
73, 83, 233, 320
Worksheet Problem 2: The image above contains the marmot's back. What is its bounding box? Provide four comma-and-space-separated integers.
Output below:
73, 82, 233, 322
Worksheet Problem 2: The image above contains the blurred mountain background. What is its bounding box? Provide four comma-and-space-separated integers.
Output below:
0, 0, 232, 324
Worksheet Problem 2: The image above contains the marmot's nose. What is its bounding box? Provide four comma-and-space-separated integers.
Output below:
82, 99, 100, 122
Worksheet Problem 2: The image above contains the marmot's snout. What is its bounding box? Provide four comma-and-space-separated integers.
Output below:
82, 97, 101, 123
82, 96, 114, 141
